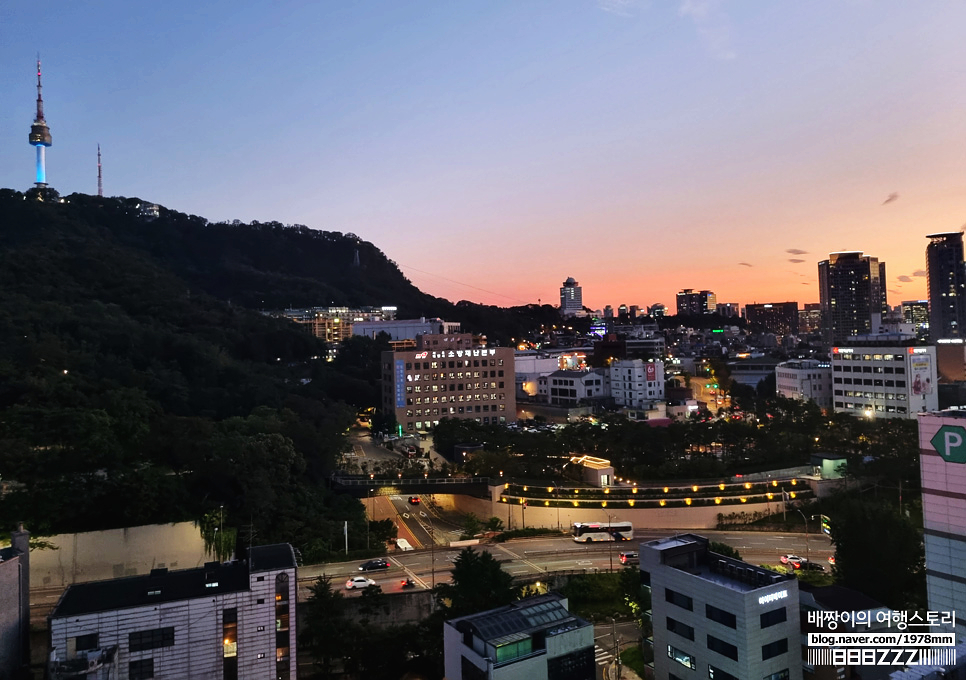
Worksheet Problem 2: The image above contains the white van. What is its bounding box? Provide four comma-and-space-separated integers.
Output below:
395, 538, 414, 551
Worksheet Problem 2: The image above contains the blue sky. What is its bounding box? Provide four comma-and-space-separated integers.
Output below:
2, 2, 964, 311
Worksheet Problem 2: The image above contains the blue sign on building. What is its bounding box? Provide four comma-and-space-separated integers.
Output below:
395, 359, 406, 408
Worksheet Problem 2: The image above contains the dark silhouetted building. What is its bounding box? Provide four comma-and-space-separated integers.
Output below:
818, 252, 887, 346
746, 302, 799, 337
677, 289, 716, 316
927, 232, 966, 340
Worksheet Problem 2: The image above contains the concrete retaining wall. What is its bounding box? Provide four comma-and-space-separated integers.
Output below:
29, 522, 209, 589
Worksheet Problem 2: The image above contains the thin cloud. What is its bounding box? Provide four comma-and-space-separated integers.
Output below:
679, 0, 735, 60
897, 275, 913, 283
913, 270, 927, 277
597, 0, 638, 16
786, 248, 808, 255
882, 192, 899, 205
889, 289, 902, 295
739, 262, 753, 267
788, 258, 805, 264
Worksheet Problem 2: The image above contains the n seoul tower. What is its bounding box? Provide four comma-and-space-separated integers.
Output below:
28, 57, 53, 188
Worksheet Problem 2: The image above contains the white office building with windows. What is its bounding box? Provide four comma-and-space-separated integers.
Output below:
608, 359, 665, 408
48, 544, 297, 680
775, 359, 832, 410
831, 337, 938, 419
642, 534, 802, 680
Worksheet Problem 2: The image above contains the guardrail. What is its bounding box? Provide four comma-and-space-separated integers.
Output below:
333, 475, 492, 486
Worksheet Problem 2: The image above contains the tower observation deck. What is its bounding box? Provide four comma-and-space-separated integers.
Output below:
28, 58, 52, 187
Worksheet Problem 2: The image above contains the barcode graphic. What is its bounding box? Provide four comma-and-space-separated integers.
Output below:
807, 648, 957, 666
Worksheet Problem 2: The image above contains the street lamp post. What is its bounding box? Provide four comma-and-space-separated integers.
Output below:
428, 514, 436, 588
553, 481, 560, 531
604, 511, 615, 572
796, 509, 809, 564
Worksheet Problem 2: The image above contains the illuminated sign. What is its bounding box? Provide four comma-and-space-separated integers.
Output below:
758, 590, 788, 605
430, 348, 497, 359
414, 352, 428, 359
394, 360, 406, 408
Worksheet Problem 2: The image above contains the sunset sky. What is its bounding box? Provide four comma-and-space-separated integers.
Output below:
2, 2, 964, 312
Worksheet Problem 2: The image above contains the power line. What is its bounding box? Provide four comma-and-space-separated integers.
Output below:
395, 262, 535, 306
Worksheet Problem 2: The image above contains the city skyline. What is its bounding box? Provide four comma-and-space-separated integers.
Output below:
1, 2, 964, 310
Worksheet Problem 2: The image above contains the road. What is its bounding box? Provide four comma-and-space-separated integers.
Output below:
298, 528, 833, 600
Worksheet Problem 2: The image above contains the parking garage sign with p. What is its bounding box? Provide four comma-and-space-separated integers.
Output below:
930, 425, 966, 464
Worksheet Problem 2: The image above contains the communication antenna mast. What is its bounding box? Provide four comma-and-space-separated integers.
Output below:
97, 144, 103, 197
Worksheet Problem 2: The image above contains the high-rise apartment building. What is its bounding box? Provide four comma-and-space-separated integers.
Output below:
677, 289, 716, 316
799, 303, 823, 335
559, 277, 584, 318
818, 252, 887, 345
917, 411, 966, 637
926, 233, 966, 340
746, 302, 800, 337
643, 534, 802, 680
381, 333, 516, 433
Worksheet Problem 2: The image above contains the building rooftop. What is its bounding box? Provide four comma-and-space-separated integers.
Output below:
51, 544, 295, 618
452, 593, 589, 643
644, 534, 793, 594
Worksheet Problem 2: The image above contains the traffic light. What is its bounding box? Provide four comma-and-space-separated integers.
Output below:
713, 383, 718, 389
820, 514, 830, 535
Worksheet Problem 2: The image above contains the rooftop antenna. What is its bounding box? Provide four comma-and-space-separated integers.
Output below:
97, 144, 103, 197
28, 55, 53, 188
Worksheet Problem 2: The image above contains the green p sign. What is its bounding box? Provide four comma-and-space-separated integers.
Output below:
931, 425, 966, 464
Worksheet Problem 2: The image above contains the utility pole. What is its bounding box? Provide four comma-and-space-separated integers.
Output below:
796, 509, 809, 564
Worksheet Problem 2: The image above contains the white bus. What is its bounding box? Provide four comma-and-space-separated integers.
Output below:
572, 521, 634, 543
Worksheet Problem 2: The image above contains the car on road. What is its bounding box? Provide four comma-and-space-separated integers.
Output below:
345, 576, 376, 590
619, 551, 639, 565
408, 496, 420, 505
359, 558, 391, 571
395, 538, 414, 551
780, 554, 804, 568
800, 561, 826, 572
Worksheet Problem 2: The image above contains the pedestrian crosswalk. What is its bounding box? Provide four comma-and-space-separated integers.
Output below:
595, 645, 614, 666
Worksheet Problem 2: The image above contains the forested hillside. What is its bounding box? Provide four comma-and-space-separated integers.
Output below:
0, 188, 551, 556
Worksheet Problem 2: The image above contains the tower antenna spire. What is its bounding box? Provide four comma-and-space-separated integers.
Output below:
97, 144, 103, 197
28, 55, 53, 188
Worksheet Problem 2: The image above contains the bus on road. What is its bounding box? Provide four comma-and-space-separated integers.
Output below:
572, 521, 634, 542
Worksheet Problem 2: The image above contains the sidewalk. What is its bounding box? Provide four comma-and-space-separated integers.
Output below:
605, 660, 645, 680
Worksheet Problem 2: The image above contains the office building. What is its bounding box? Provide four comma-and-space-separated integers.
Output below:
381, 333, 516, 432
926, 233, 966, 340
560, 277, 584, 318
799, 303, 822, 335
609, 359, 665, 408
0, 524, 30, 678
715, 302, 740, 318
280, 305, 397, 345
643, 533, 802, 680
48, 544, 298, 680
677, 289, 716, 316
917, 411, 966, 638
818, 252, 887, 346
830, 335, 938, 419
775, 360, 832, 410
746, 302, 800, 337
443, 592, 595, 680
353, 316, 460, 347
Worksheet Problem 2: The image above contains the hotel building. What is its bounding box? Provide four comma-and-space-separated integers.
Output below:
381, 333, 517, 433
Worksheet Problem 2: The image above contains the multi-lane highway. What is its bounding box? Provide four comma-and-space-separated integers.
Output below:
299, 527, 834, 600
